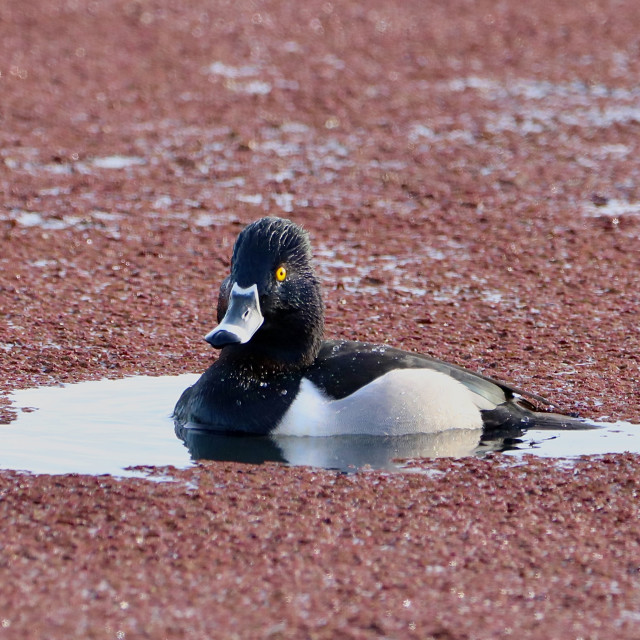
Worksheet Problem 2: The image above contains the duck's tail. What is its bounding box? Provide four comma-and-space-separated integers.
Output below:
481, 398, 593, 434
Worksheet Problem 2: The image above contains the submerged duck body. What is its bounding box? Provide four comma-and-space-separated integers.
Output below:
174, 217, 577, 436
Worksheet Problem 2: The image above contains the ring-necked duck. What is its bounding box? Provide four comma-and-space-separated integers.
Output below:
174, 216, 583, 436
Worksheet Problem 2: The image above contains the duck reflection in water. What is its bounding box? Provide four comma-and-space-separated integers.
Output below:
174, 422, 528, 472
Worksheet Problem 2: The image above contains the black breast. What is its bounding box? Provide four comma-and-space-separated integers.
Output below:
173, 359, 303, 435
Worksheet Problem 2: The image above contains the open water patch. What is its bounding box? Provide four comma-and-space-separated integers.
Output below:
3, 375, 198, 476
502, 421, 640, 458
2, 376, 640, 476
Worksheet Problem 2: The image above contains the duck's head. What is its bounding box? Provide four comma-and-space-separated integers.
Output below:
205, 217, 325, 368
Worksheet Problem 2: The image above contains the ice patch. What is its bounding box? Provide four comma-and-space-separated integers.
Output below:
584, 199, 640, 218
230, 80, 272, 95
272, 193, 295, 212
92, 156, 146, 169
8, 210, 80, 230
237, 194, 263, 205
207, 61, 260, 78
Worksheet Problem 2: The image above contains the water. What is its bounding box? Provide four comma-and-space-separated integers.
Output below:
2, 376, 639, 477
502, 423, 640, 458
3, 375, 198, 476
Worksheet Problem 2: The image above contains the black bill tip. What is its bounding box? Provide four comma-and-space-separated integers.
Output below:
205, 329, 243, 348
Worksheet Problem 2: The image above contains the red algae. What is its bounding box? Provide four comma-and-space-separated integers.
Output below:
1, 457, 640, 639
1, 0, 640, 637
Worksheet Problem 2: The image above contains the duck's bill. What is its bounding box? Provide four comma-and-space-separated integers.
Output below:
205, 283, 264, 348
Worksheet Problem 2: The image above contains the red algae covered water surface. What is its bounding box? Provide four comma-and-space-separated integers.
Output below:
1, 0, 640, 637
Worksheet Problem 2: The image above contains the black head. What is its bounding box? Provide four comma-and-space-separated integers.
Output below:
207, 217, 325, 369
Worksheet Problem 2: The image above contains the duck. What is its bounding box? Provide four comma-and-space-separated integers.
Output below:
173, 216, 583, 436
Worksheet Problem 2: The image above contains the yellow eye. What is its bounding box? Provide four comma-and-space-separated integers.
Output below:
275, 266, 287, 282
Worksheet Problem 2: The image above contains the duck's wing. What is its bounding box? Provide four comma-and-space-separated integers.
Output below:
307, 340, 550, 410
